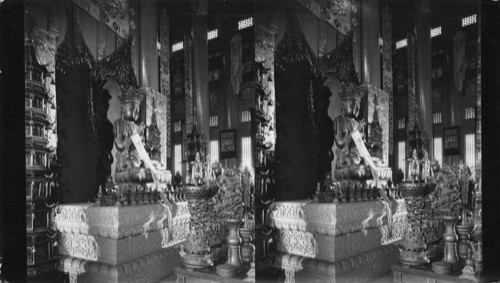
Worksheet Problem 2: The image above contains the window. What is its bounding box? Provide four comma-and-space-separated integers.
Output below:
433, 113, 442, 124
431, 26, 442, 38
208, 29, 218, 40
433, 137, 443, 166
172, 42, 183, 52
209, 115, 219, 127
396, 39, 407, 49
174, 144, 182, 175
210, 140, 219, 163
465, 107, 475, 120
462, 14, 477, 27
241, 136, 252, 170
398, 118, 406, 129
465, 134, 475, 169
241, 110, 251, 123
398, 141, 406, 177
238, 17, 253, 30
174, 121, 182, 132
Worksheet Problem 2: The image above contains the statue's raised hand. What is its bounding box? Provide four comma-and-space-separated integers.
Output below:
137, 122, 146, 135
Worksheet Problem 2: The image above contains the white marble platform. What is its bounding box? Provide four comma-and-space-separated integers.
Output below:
269, 199, 407, 283
53, 202, 190, 282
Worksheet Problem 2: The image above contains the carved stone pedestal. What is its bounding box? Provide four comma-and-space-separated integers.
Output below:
53, 202, 190, 282
270, 199, 407, 283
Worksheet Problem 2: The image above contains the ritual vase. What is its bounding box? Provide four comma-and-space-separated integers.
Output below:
456, 224, 474, 263
239, 225, 255, 266
182, 252, 213, 271
224, 218, 245, 273
441, 215, 461, 270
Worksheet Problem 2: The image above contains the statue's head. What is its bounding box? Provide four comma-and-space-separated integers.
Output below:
119, 87, 144, 122
340, 83, 364, 119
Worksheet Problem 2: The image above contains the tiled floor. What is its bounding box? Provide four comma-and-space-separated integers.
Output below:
370, 271, 393, 283
161, 269, 393, 282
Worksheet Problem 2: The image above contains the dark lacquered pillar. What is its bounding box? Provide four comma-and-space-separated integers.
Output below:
191, 2, 210, 140
414, 1, 433, 156
139, 0, 158, 89
360, 0, 381, 86
138, 0, 159, 125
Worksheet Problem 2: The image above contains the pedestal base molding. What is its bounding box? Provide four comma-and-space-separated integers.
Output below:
276, 227, 385, 262
275, 245, 399, 283
58, 227, 187, 265
60, 247, 181, 283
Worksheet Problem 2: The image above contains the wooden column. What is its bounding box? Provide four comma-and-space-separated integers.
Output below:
360, 0, 381, 86
137, 0, 158, 126
139, 0, 158, 90
414, 0, 433, 156
191, 0, 210, 140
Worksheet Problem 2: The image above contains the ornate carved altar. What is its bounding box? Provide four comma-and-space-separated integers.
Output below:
270, 199, 407, 282
53, 202, 190, 282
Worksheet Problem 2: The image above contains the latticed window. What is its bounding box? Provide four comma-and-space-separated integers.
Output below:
174, 144, 182, 175
465, 134, 475, 169
396, 38, 407, 49
241, 136, 252, 170
241, 110, 251, 123
208, 29, 218, 40
172, 42, 183, 52
462, 14, 477, 27
398, 118, 406, 129
433, 113, 442, 124
238, 17, 253, 30
465, 107, 475, 120
174, 121, 182, 132
431, 26, 442, 38
433, 137, 443, 166
209, 115, 219, 127
210, 140, 219, 163
398, 141, 406, 176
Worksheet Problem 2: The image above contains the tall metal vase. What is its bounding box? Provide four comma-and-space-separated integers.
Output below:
442, 215, 461, 270
225, 218, 245, 273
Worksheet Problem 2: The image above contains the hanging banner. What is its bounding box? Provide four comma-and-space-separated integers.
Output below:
407, 33, 416, 154
454, 31, 465, 93
184, 35, 194, 134
230, 34, 242, 96
382, 5, 393, 155
159, 8, 171, 158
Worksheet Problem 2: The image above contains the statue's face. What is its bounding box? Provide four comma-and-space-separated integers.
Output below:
122, 101, 140, 122
343, 98, 361, 118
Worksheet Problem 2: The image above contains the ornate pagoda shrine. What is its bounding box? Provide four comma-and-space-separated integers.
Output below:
24, 8, 58, 277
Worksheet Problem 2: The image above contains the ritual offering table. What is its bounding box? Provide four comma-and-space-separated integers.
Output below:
53, 202, 190, 282
269, 199, 407, 283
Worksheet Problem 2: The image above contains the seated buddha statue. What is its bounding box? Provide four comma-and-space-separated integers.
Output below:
407, 149, 420, 182
113, 87, 147, 180
333, 83, 366, 169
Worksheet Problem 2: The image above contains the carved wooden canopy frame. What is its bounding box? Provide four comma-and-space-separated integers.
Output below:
90, 36, 139, 188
